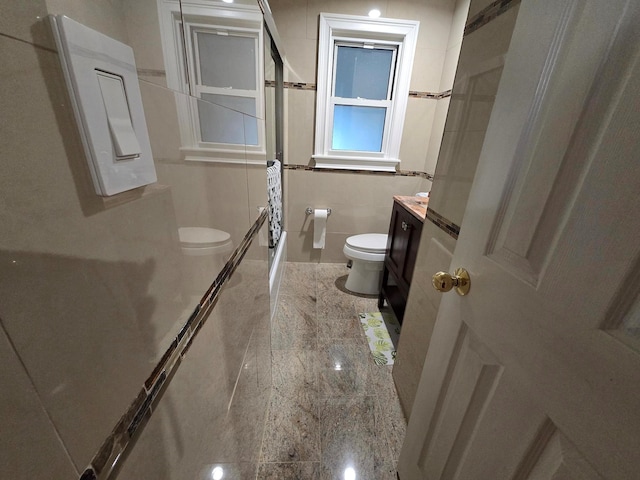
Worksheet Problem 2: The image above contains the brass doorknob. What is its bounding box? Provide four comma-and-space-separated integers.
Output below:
432, 268, 470, 296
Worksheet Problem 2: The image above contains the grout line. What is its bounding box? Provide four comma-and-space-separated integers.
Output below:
0, 317, 80, 476
0, 31, 58, 53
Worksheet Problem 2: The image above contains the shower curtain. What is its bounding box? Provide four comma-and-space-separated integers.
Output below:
266, 160, 282, 248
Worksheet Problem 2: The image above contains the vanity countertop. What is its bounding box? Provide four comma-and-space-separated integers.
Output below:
393, 195, 428, 222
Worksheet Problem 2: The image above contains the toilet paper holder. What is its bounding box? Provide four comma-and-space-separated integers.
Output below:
306, 207, 331, 216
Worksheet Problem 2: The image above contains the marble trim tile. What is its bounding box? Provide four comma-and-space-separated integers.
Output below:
283, 81, 452, 103
426, 207, 461, 240
80, 210, 268, 480
464, 0, 522, 37
282, 164, 434, 180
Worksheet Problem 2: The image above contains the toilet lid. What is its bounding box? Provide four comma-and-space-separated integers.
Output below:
178, 227, 231, 247
346, 233, 388, 253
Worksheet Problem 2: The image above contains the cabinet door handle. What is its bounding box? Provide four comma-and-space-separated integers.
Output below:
401, 221, 409, 231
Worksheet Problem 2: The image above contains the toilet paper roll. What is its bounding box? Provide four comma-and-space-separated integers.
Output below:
313, 209, 327, 249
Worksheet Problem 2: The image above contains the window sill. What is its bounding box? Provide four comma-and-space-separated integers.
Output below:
181, 147, 267, 165
312, 154, 399, 172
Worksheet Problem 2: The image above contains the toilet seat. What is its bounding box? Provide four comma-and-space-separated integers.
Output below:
345, 233, 387, 253
178, 227, 233, 256
178, 227, 231, 247
343, 233, 388, 262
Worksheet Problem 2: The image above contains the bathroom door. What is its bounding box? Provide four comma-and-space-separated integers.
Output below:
398, 1, 640, 479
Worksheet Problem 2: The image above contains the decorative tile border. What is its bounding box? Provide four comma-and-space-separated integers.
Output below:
283, 163, 434, 181
269, 80, 451, 100
284, 81, 317, 90
464, 0, 521, 36
426, 207, 460, 239
78, 210, 268, 480
136, 68, 166, 78
409, 89, 452, 99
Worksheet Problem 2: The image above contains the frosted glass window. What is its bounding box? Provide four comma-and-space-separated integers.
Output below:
334, 46, 394, 100
332, 105, 386, 152
199, 94, 258, 145
196, 33, 256, 90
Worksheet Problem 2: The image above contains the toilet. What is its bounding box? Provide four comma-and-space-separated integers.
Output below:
343, 233, 388, 295
178, 227, 234, 295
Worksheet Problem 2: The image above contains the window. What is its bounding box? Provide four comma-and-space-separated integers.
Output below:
314, 13, 419, 171
157, 0, 265, 163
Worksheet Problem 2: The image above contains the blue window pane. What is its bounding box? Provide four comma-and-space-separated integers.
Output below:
199, 94, 258, 146
335, 46, 394, 100
332, 105, 386, 152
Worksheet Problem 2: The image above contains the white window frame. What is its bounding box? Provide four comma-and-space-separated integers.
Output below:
313, 13, 419, 172
157, 0, 266, 164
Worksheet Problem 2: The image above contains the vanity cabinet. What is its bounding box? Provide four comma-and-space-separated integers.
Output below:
379, 196, 426, 323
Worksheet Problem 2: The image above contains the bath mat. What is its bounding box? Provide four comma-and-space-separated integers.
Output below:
358, 312, 401, 365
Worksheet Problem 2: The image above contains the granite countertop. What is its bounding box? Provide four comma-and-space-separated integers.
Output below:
393, 195, 428, 222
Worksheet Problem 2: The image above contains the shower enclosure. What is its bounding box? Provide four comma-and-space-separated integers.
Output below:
0, 0, 285, 478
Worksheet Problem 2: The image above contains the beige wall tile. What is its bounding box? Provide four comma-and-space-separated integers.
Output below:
0, 328, 78, 479
440, 41, 463, 90
425, 96, 451, 174
46, 0, 130, 44
123, 0, 168, 89
0, 1, 53, 49
448, 0, 471, 48
306, 0, 389, 40
291, 204, 393, 236
287, 227, 322, 263
247, 164, 269, 215
285, 169, 426, 261
429, 130, 485, 224
411, 47, 446, 92
398, 98, 437, 172
139, 82, 182, 162
387, 0, 455, 52
286, 89, 316, 165
319, 232, 352, 263
268, 0, 310, 40
282, 37, 318, 83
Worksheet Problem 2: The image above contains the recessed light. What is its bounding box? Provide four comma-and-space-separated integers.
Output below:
222, 0, 234, 3
368, 9, 381, 18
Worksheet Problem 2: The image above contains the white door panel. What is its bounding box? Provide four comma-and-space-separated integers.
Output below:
399, 1, 640, 479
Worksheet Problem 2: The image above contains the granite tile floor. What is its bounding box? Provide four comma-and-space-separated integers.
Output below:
257, 263, 407, 479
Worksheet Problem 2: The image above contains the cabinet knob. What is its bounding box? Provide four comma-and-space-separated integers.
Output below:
432, 268, 471, 296
401, 221, 409, 231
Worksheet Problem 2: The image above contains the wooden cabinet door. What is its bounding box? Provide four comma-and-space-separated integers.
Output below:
386, 204, 409, 288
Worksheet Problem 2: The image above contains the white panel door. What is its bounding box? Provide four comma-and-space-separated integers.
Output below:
398, 1, 640, 479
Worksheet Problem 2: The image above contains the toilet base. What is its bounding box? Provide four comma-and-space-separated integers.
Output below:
345, 260, 384, 295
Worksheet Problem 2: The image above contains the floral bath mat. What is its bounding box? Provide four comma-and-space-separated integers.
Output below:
358, 312, 401, 365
